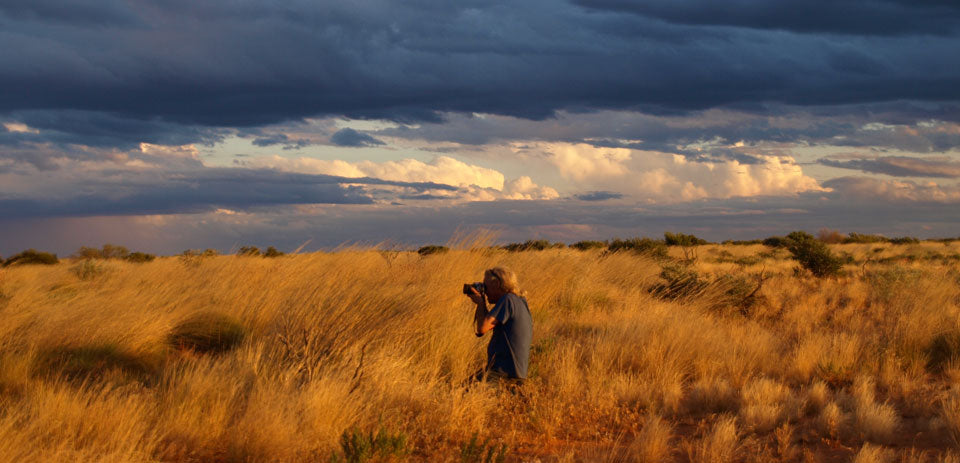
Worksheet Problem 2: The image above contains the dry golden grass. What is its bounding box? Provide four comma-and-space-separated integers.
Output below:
0, 240, 958, 461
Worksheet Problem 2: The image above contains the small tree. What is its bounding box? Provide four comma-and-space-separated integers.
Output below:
101, 244, 130, 259
785, 231, 843, 277
607, 238, 668, 259
816, 229, 845, 244
664, 232, 708, 261
263, 246, 284, 258
889, 236, 920, 245
762, 236, 791, 248
237, 246, 261, 257
2, 249, 59, 267
570, 240, 606, 251
417, 245, 449, 256
124, 252, 156, 263
502, 240, 563, 252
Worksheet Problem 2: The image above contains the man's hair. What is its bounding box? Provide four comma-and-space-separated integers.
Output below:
485, 267, 525, 297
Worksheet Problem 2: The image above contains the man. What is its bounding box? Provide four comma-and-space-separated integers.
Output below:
465, 267, 533, 383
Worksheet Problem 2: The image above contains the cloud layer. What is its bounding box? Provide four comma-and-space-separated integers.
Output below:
2, 0, 959, 130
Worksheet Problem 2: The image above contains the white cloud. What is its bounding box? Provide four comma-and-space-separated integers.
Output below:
544, 143, 632, 181
533, 142, 824, 201
246, 155, 505, 189
503, 176, 560, 200
139, 143, 201, 160
241, 155, 558, 202
825, 176, 960, 202
3, 122, 39, 134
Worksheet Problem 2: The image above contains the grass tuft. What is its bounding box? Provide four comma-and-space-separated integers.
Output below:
167, 312, 246, 354
32, 343, 162, 384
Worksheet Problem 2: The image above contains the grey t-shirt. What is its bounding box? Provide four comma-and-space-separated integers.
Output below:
485, 293, 533, 379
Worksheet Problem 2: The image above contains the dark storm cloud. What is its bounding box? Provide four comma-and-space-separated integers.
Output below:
819, 156, 960, 178
377, 105, 960, 161
573, 0, 960, 36
1, 110, 226, 149
0, 167, 458, 219
1, 0, 959, 139
574, 191, 623, 201
330, 128, 386, 147
251, 133, 312, 149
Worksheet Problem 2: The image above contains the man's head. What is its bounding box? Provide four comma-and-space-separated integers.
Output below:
483, 267, 521, 304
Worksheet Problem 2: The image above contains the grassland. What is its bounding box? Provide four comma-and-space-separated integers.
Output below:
1, 238, 959, 462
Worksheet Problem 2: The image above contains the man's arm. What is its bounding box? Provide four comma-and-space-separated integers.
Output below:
469, 290, 497, 336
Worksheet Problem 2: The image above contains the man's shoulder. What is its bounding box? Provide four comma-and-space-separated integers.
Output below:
503, 293, 528, 308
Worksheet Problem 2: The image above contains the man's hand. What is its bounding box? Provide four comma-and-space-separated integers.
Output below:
467, 287, 485, 305
467, 287, 496, 335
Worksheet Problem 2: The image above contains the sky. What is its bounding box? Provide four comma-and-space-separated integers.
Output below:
2, 0, 960, 255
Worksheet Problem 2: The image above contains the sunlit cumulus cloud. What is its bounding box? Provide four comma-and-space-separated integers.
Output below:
240, 155, 558, 201
825, 177, 960, 203
537, 143, 823, 201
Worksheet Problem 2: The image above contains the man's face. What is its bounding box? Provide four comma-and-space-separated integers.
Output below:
483, 273, 505, 304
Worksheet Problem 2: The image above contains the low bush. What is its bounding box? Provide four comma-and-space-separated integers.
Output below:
74, 244, 154, 262
333, 426, 411, 463
417, 245, 449, 256
32, 343, 162, 384
843, 233, 888, 244
664, 232, 709, 246
722, 239, 763, 245
762, 236, 791, 248
889, 236, 920, 245
502, 240, 564, 252
124, 251, 156, 263
460, 432, 507, 463
607, 237, 668, 259
237, 246, 261, 256
168, 312, 246, 354
263, 246, 285, 258
650, 264, 708, 300
570, 240, 607, 251
785, 231, 843, 277
2, 249, 59, 267
817, 229, 846, 244
70, 260, 107, 281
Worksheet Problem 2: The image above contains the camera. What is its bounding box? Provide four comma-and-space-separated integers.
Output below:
462, 282, 485, 295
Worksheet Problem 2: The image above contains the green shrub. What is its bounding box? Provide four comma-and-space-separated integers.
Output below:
843, 233, 888, 244
784, 231, 843, 277
33, 343, 162, 384
664, 232, 709, 246
607, 237, 668, 259
263, 246, 285, 258
417, 245, 449, 256
332, 426, 410, 463
889, 236, 920, 245
816, 229, 845, 244
237, 246, 261, 257
650, 264, 708, 300
168, 312, 246, 354
762, 236, 790, 248
124, 252, 156, 263
74, 244, 131, 260
2, 249, 59, 267
460, 432, 507, 463
866, 266, 923, 303
723, 239, 763, 245
570, 240, 607, 251
502, 240, 564, 252
70, 260, 107, 281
